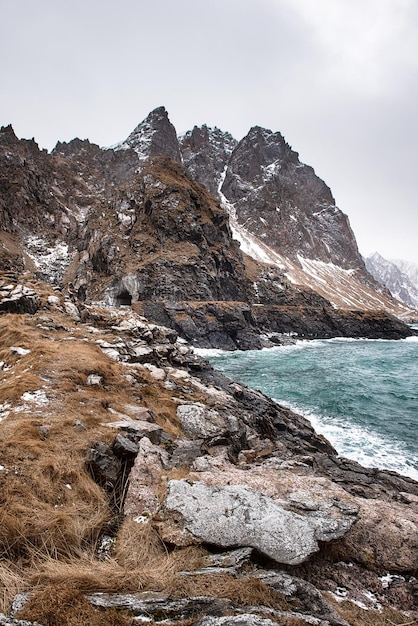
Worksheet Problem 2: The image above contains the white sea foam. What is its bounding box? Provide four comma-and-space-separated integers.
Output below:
276, 399, 418, 481
193, 348, 232, 358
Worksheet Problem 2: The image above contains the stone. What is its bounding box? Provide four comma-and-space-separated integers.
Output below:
339, 497, 418, 571
167, 438, 203, 468
0, 284, 40, 314
256, 571, 350, 626
86, 374, 102, 386
47, 294, 60, 306
86, 442, 121, 491
124, 437, 168, 518
105, 418, 162, 444
161, 480, 357, 565
112, 434, 139, 458
86, 593, 229, 619
64, 300, 80, 320
176, 403, 240, 440
194, 617, 286, 626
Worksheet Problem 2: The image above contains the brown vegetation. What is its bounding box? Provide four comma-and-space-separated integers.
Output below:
16, 583, 132, 626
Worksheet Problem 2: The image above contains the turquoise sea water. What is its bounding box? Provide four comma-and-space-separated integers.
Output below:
199, 333, 418, 480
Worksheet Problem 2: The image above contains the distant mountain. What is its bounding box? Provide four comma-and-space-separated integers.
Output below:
393, 258, 418, 290
365, 253, 418, 310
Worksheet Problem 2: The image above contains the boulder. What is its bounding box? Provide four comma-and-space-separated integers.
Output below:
160, 480, 357, 565
124, 437, 168, 518
339, 497, 418, 571
176, 403, 240, 441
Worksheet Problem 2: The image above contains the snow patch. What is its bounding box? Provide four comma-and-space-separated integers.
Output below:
10, 346, 31, 356
0, 402, 12, 421
21, 390, 49, 406
25, 236, 71, 284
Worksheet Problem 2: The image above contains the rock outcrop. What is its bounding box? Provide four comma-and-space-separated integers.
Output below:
114, 105, 182, 163
0, 274, 417, 626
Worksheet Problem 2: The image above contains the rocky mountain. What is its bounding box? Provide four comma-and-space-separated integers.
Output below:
116, 107, 416, 319
395, 258, 418, 287
0, 108, 416, 353
365, 253, 418, 309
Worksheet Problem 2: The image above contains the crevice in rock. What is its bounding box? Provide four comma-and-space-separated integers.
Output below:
86, 435, 139, 531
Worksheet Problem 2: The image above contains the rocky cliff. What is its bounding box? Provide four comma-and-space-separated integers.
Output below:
1, 110, 418, 625
0, 116, 415, 348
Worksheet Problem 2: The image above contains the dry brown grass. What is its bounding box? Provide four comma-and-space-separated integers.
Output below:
16, 582, 132, 626
113, 517, 167, 569
1, 300, 302, 623
325, 595, 418, 626
0, 561, 25, 615
168, 573, 291, 611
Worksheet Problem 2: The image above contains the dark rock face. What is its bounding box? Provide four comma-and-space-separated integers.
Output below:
115, 106, 182, 163
180, 125, 237, 196
73, 157, 250, 304
138, 300, 414, 350
221, 126, 364, 272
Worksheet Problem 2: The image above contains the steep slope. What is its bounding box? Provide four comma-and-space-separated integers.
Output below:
1, 114, 416, 347
70, 156, 250, 305
179, 121, 416, 319
365, 252, 418, 309
395, 258, 418, 288
221, 126, 361, 270
113, 105, 181, 163
0, 273, 417, 626
179, 125, 237, 196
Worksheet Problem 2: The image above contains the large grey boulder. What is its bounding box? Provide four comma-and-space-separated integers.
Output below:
176, 403, 240, 440
161, 480, 357, 565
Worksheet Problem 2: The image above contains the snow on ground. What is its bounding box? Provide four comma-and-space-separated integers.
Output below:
24, 236, 71, 284
21, 390, 49, 405
217, 188, 415, 317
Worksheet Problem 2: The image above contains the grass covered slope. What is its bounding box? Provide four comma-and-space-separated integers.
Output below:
0, 273, 417, 626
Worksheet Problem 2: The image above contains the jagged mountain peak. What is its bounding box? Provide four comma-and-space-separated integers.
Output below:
114, 105, 181, 163
365, 253, 418, 309
179, 124, 237, 196
2, 108, 416, 323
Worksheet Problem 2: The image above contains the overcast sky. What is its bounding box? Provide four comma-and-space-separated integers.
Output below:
2, 0, 417, 264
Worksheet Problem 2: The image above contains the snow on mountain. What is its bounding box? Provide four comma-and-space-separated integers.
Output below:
179, 125, 237, 197
392, 258, 418, 290
365, 253, 418, 310
113, 106, 181, 163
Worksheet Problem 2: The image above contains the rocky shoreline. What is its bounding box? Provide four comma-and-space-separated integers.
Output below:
0, 275, 417, 625
136, 300, 415, 350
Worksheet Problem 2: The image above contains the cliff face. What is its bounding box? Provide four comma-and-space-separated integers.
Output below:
0, 109, 416, 349
74, 157, 250, 305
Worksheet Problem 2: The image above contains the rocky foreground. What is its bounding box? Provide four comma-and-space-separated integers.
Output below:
0, 274, 417, 626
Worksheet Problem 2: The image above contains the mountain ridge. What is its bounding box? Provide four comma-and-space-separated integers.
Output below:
365, 252, 418, 309
1, 108, 417, 350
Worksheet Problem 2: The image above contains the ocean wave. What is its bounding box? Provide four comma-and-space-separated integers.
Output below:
404, 335, 418, 343
275, 399, 418, 481
193, 347, 232, 357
